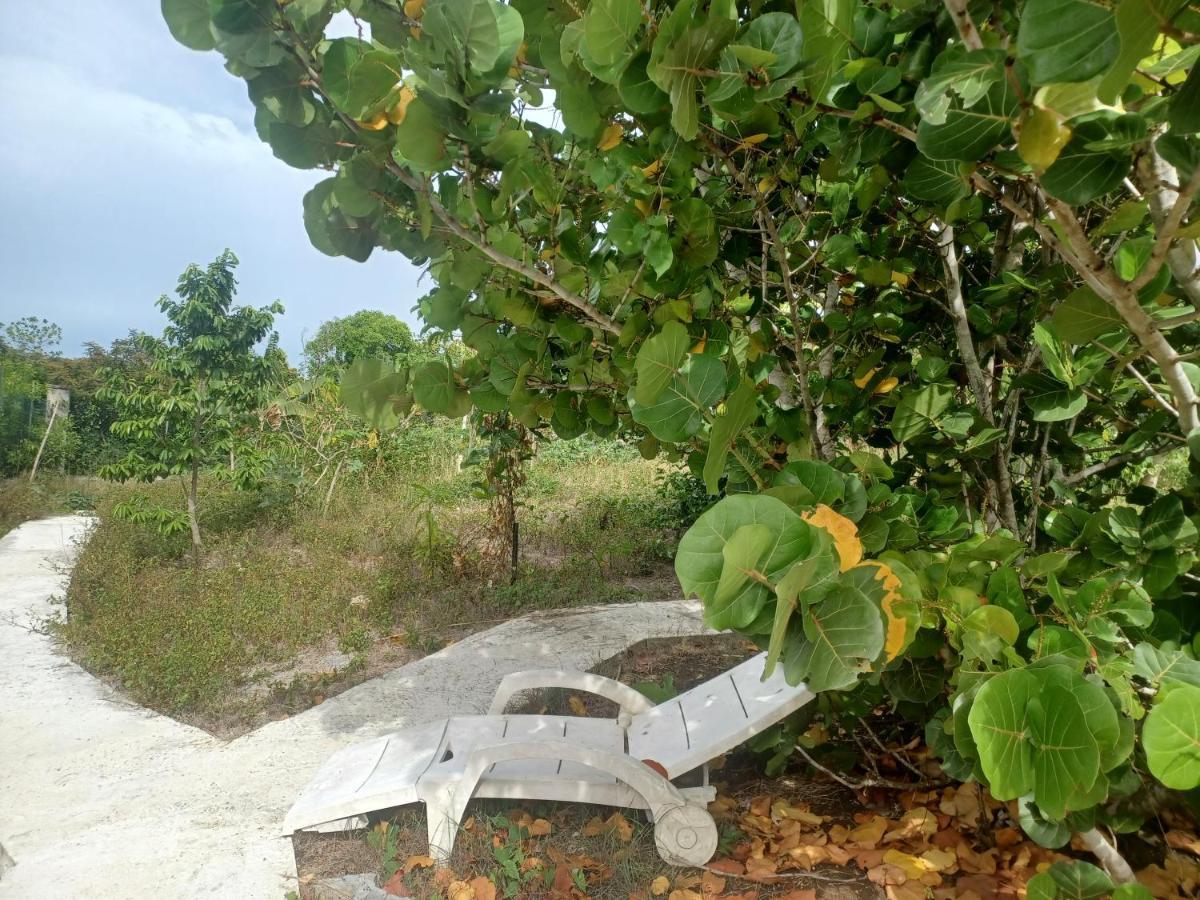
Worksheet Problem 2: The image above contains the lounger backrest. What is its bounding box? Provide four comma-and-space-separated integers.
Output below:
626, 652, 814, 778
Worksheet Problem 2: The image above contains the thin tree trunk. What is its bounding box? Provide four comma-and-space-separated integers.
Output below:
187, 461, 202, 559
1078, 828, 1136, 884
321, 457, 344, 517
28, 402, 60, 483
937, 223, 1020, 533
188, 401, 203, 559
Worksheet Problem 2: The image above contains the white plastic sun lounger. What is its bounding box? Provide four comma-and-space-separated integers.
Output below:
283, 652, 814, 866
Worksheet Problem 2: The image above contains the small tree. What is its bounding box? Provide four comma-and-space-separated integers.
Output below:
302, 309, 417, 376
99, 251, 283, 554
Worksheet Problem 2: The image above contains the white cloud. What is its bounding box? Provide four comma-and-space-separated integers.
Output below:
0, 56, 265, 178
0, 3, 426, 363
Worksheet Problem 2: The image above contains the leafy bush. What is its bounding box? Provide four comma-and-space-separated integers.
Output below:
168, 0, 1200, 881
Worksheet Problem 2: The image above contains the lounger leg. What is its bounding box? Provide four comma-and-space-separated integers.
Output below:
419, 783, 462, 864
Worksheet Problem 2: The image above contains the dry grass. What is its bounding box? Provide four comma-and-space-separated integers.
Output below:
54, 442, 696, 733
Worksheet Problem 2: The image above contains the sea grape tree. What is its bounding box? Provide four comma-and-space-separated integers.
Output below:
164, 0, 1200, 875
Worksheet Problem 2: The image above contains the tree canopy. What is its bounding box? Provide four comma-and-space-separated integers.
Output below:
303, 308, 418, 375
165, 0, 1200, 874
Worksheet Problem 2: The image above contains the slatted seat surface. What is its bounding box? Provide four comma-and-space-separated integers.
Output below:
283, 719, 448, 833
286, 715, 635, 832
627, 652, 813, 778
439, 715, 625, 781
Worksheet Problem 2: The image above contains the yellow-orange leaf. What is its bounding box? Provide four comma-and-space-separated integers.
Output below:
469, 877, 496, 900
874, 376, 899, 395
386, 85, 416, 125
529, 818, 552, 836
358, 113, 390, 131
890, 271, 909, 287
882, 849, 940, 879
854, 367, 879, 389
403, 0, 425, 17
650, 875, 671, 896
404, 854, 435, 873
568, 695, 589, 716
641, 159, 663, 178
802, 504, 862, 571
634, 198, 653, 216
740, 132, 769, 147
447, 880, 474, 900
858, 560, 908, 660
598, 123, 624, 151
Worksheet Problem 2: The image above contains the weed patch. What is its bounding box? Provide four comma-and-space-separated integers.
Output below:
56, 443, 694, 732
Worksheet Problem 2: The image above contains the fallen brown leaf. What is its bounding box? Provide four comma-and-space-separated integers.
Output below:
468, 876, 496, 900
650, 875, 671, 896
404, 854, 435, 874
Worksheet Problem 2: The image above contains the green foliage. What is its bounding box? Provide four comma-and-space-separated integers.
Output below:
98, 251, 283, 549
168, 0, 1200, 865
60, 445, 673, 720
302, 309, 418, 377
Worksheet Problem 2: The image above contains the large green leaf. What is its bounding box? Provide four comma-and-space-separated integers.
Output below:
1132, 643, 1200, 689
765, 538, 838, 677
422, 0, 513, 75
1170, 64, 1200, 133
703, 378, 759, 494
890, 384, 954, 441
339, 357, 410, 429
648, 0, 736, 139
634, 321, 690, 404
629, 353, 725, 442
1041, 121, 1129, 204
584, 0, 642, 67
1098, 0, 1188, 103
1024, 373, 1088, 422
392, 97, 448, 171
322, 39, 403, 119
163, 0, 216, 50
1144, 684, 1200, 789
968, 667, 1105, 817
1026, 861, 1113, 900
783, 564, 886, 691
916, 72, 1018, 161
914, 47, 1006, 125
902, 157, 971, 205
732, 12, 804, 81
1048, 287, 1123, 344
676, 494, 828, 631
1016, 0, 1119, 85
303, 178, 375, 261
411, 360, 472, 416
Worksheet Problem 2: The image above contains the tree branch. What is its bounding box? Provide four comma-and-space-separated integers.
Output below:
942, 0, 986, 49
1132, 160, 1200, 294
386, 163, 621, 336
1062, 442, 1177, 485
1135, 147, 1200, 306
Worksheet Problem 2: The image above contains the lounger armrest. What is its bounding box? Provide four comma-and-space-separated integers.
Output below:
452, 739, 717, 866
488, 669, 654, 724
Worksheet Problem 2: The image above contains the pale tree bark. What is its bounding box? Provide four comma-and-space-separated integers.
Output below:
936, 224, 1020, 533
1078, 828, 1136, 885
1135, 148, 1200, 307
28, 400, 61, 483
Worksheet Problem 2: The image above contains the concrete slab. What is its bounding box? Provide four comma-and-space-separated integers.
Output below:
0, 516, 706, 899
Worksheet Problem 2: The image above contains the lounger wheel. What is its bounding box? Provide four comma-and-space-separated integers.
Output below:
654, 804, 718, 867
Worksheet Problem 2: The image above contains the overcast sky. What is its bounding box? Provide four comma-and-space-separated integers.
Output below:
0, 1, 427, 364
